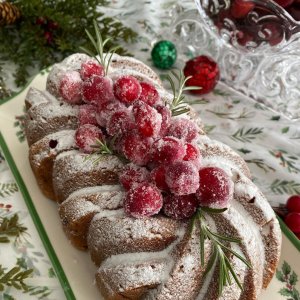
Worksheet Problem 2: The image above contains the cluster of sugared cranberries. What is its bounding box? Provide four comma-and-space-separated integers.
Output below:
58, 59, 234, 220
284, 195, 300, 239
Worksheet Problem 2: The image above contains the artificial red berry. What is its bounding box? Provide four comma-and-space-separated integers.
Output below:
96, 101, 126, 127
138, 82, 160, 106
151, 136, 186, 164
59, 71, 82, 104
183, 143, 202, 170
119, 163, 150, 190
163, 194, 198, 219
285, 212, 300, 233
167, 118, 199, 143
113, 75, 142, 104
230, 0, 255, 18
273, 0, 294, 7
124, 182, 163, 218
155, 104, 171, 136
79, 104, 98, 126
80, 61, 104, 80
133, 101, 162, 137
82, 75, 114, 106
165, 161, 199, 195
150, 165, 169, 191
286, 195, 300, 213
75, 124, 104, 153
107, 109, 135, 136
184, 55, 220, 95
122, 131, 152, 166
196, 167, 233, 208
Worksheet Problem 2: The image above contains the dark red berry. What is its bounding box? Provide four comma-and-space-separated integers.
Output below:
82, 75, 114, 106
165, 161, 199, 195
286, 195, 300, 213
119, 163, 150, 190
113, 76, 142, 104
184, 55, 220, 95
151, 136, 185, 164
167, 118, 199, 143
79, 104, 98, 126
80, 61, 104, 80
124, 182, 163, 218
285, 212, 300, 233
59, 71, 82, 104
75, 124, 104, 153
139, 82, 160, 106
196, 167, 233, 208
122, 131, 152, 166
230, 0, 255, 18
107, 109, 135, 136
163, 194, 198, 219
133, 101, 162, 137
150, 165, 169, 191
183, 143, 202, 170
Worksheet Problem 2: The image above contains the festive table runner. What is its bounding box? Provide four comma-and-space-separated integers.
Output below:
0, 1, 300, 299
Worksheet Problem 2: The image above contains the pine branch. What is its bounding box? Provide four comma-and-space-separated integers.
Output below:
0, 214, 28, 244
192, 208, 251, 296
0, 183, 18, 198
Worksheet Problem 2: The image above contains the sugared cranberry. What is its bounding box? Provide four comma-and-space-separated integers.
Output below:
183, 143, 202, 170
184, 55, 220, 95
96, 101, 126, 127
79, 104, 98, 126
230, 0, 255, 18
75, 124, 104, 153
196, 167, 233, 208
122, 131, 152, 166
139, 82, 160, 106
133, 101, 162, 137
286, 195, 300, 213
150, 165, 169, 191
165, 161, 199, 195
80, 61, 104, 80
124, 182, 163, 218
163, 194, 198, 219
82, 75, 114, 106
113, 75, 142, 104
155, 105, 171, 136
167, 118, 199, 143
273, 0, 294, 8
107, 109, 135, 136
285, 212, 300, 233
119, 163, 150, 190
151, 136, 185, 164
59, 71, 82, 104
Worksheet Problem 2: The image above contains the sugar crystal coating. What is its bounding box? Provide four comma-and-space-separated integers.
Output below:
124, 182, 163, 218
80, 61, 105, 80
166, 161, 200, 195
59, 71, 82, 104
79, 104, 98, 126
196, 167, 233, 208
139, 82, 160, 106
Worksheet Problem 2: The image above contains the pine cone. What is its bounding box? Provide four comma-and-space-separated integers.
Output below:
0, 1, 21, 26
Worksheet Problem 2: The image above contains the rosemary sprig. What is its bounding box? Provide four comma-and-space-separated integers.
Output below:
80, 20, 120, 75
192, 208, 252, 296
165, 70, 201, 116
0, 214, 28, 245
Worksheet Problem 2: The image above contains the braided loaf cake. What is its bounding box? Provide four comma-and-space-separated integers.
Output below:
25, 52, 281, 300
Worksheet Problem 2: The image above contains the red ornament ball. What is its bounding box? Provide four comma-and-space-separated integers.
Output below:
183, 55, 220, 95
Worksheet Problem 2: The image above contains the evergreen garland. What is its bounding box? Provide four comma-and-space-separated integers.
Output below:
0, 0, 137, 87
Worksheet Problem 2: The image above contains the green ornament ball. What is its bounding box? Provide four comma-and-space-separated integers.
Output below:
151, 40, 177, 69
